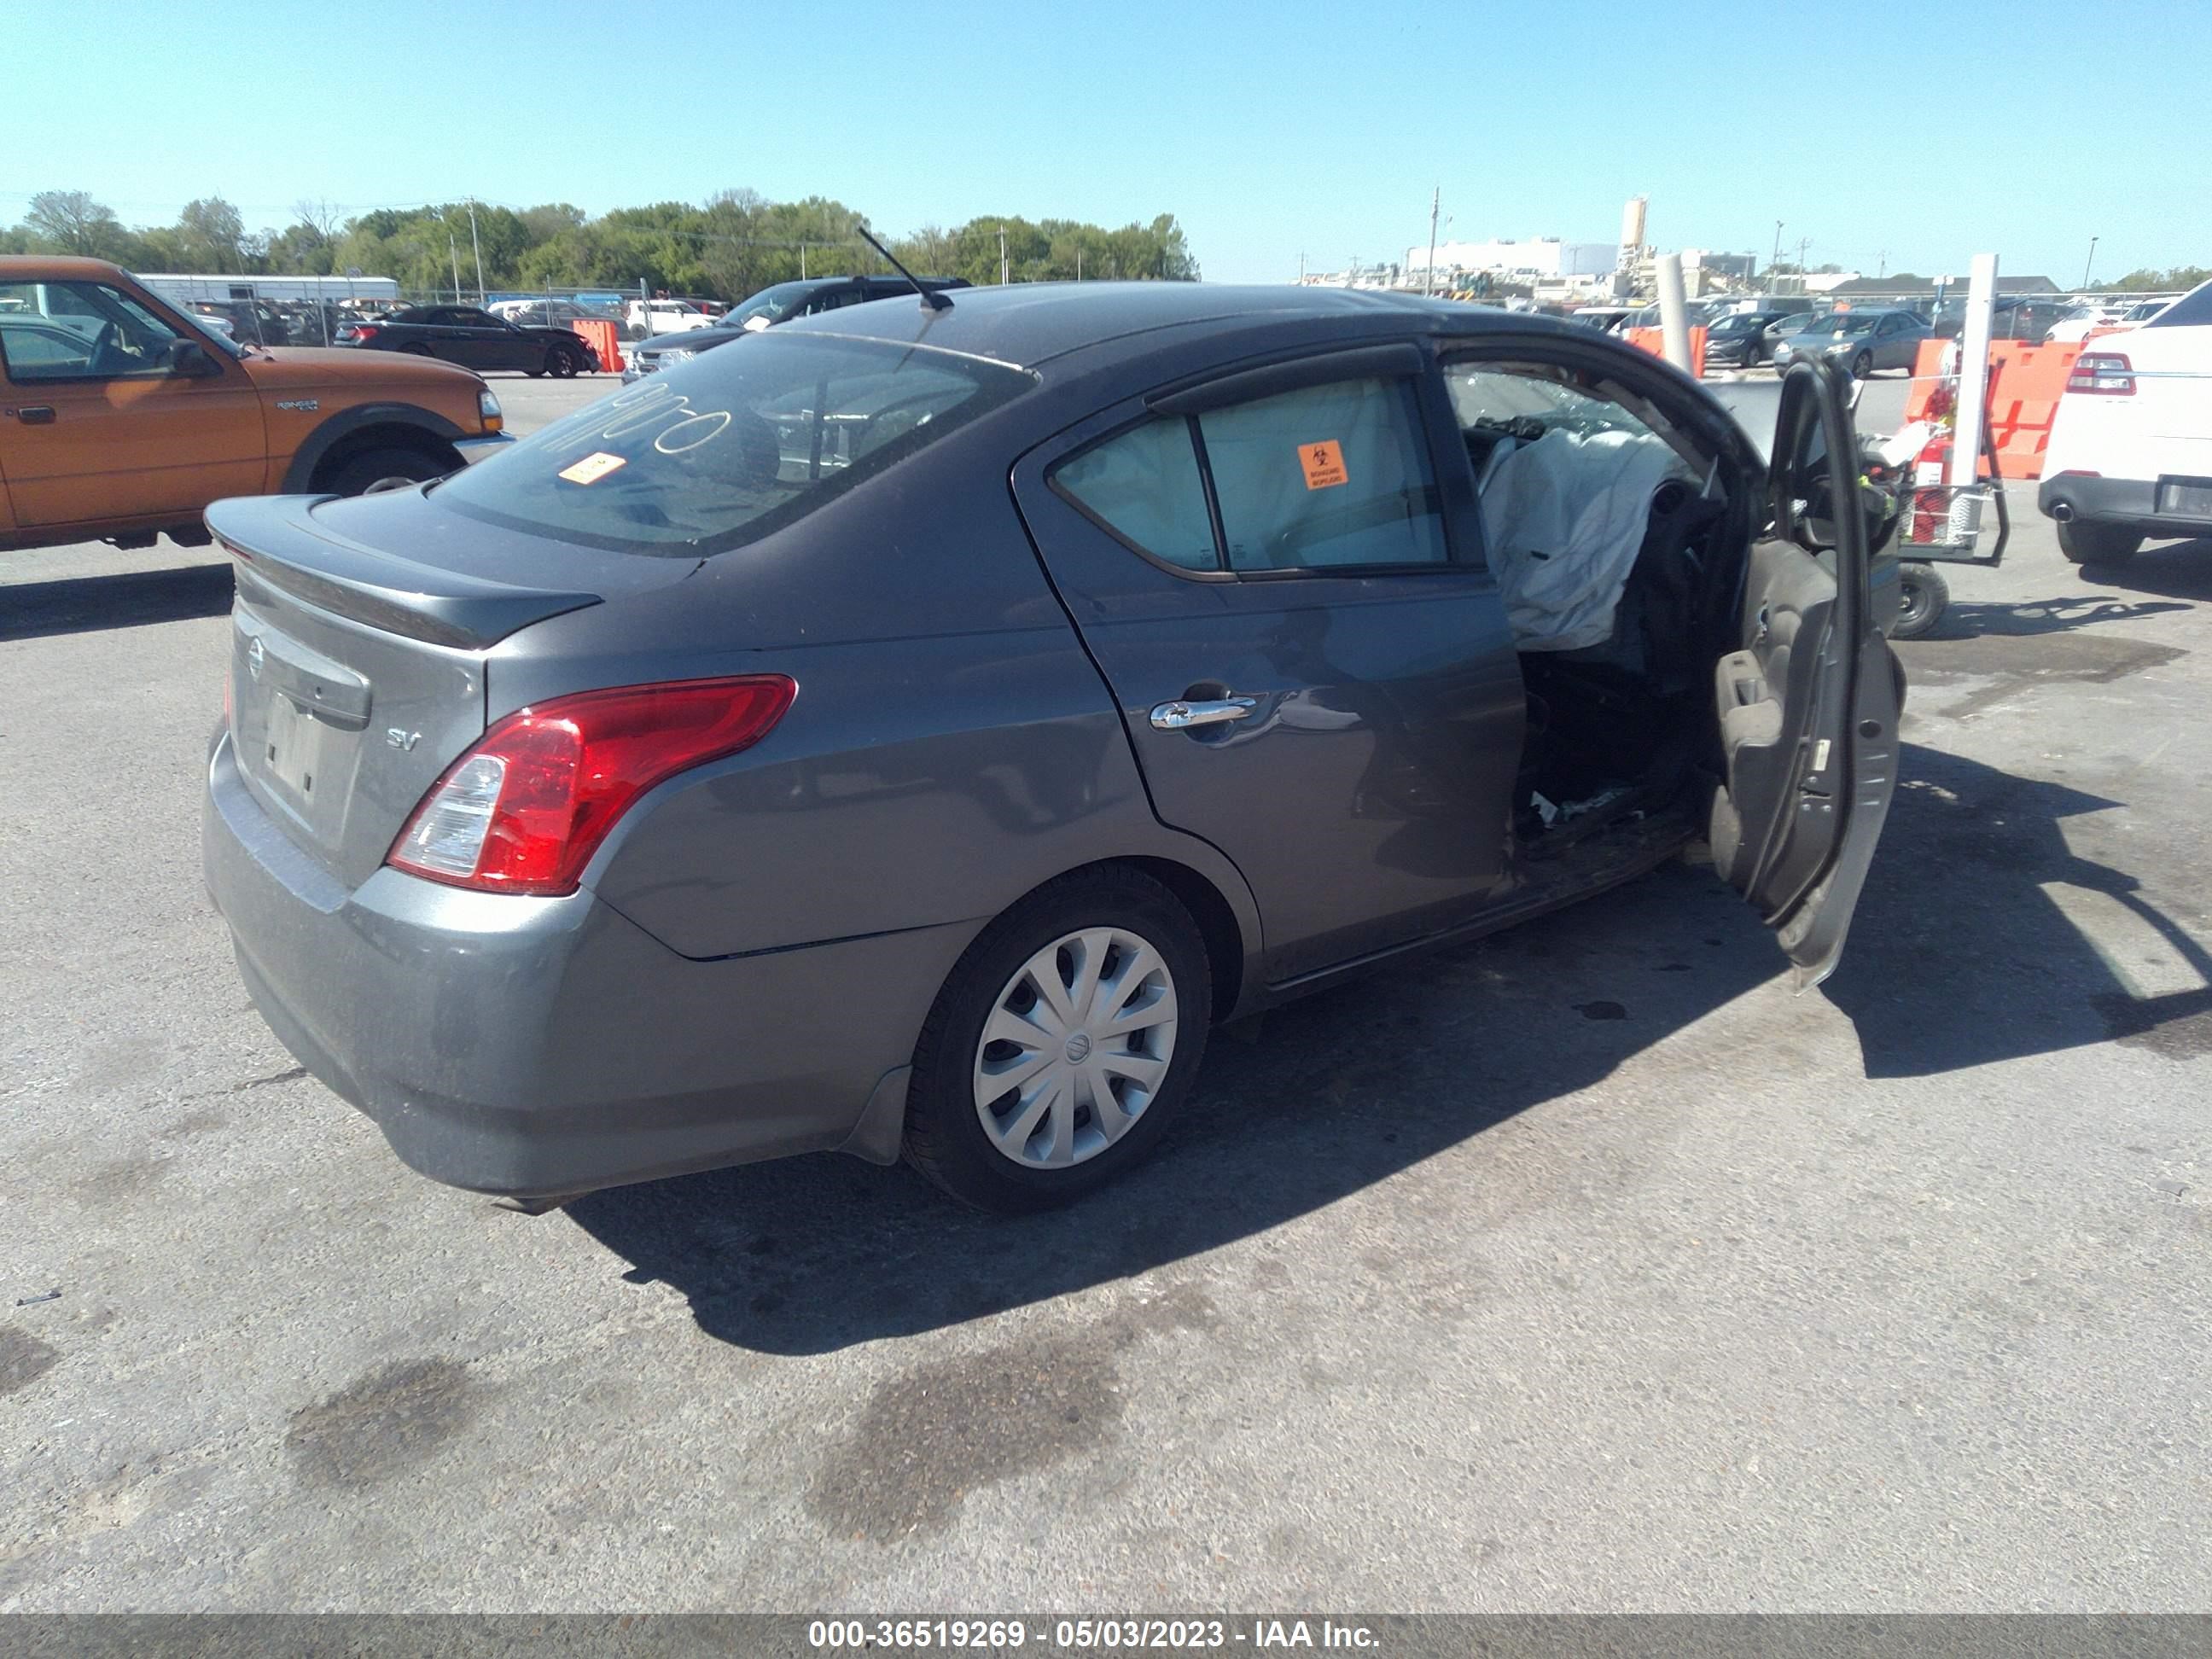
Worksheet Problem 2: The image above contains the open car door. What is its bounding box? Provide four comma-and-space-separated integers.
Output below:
1709, 358, 1902, 987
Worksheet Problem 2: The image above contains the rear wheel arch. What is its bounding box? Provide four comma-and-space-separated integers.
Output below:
1117, 855, 1249, 1022
954, 854, 1252, 1028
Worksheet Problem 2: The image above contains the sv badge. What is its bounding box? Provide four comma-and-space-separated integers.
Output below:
385, 728, 422, 751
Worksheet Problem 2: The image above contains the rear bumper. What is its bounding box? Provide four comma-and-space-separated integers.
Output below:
202, 731, 963, 1198
2038, 472, 2212, 537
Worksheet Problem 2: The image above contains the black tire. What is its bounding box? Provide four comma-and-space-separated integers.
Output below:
1850, 351, 1874, 381
399, 342, 434, 357
1891, 562, 1948, 640
904, 865, 1214, 1214
323, 445, 446, 497
2058, 519, 2143, 567
546, 346, 580, 378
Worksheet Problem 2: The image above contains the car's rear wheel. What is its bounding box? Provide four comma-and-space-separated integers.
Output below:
324, 446, 446, 497
2058, 519, 2143, 566
399, 342, 434, 357
1891, 562, 1949, 639
905, 866, 1212, 1214
1851, 351, 1874, 380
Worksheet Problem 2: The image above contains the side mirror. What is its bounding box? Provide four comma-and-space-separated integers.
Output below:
167, 339, 221, 378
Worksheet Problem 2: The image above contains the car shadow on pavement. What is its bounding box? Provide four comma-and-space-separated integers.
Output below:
2069, 538, 2212, 602
567, 742, 2209, 1356
0, 563, 233, 642
1824, 743, 2212, 1075
1920, 593, 2192, 640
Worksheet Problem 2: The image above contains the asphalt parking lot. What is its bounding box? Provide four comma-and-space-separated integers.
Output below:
4, 366, 2209, 1612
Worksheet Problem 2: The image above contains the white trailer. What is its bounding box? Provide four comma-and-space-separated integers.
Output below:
135, 272, 401, 306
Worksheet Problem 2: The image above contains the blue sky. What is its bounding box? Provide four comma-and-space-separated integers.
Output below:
11, 0, 2205, 286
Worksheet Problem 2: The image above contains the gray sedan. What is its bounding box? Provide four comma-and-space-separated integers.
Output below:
1771, 308, 1931, 378
203, 286, 1898, 1214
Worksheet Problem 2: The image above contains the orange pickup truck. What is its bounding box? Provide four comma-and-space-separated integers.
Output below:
0, 256, 509, 553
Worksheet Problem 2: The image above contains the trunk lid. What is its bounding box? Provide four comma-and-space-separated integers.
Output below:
210, 489, 696, 888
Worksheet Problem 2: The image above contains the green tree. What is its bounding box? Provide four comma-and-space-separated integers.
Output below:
23, 189, 132, 260
175, 197, 247, 271
2114, 265, 2211, 292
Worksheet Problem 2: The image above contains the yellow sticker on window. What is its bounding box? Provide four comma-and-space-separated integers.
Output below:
559, 451, 627, 485
1299, 439, 1348, 491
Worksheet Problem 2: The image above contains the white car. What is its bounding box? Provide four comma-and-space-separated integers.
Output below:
623, 298, 716, 338
2039, 279, 2212, 564
2044, 297, 2172, 344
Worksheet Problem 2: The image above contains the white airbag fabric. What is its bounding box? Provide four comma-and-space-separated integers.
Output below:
1479, 428, 1689, 651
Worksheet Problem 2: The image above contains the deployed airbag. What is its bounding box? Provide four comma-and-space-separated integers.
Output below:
1479, 428, 1690, 651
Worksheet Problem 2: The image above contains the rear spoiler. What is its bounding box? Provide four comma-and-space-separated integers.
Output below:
207, 494, 601, 650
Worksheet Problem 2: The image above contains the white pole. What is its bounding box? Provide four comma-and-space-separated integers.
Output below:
1948, 253, 1999, 490
1656, 252, 1692, 372
467, 200, 486, 301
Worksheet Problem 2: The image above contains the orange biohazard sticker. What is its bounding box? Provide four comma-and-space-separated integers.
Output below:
1299, 439, 1348, 490
558, 451, 627, 485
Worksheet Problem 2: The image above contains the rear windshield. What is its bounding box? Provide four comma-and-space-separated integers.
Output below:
434, 332, 1036, 556
2145, 282, 2212, 329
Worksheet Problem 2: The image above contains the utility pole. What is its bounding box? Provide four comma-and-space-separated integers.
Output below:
998, 224, 1009, 286
466, 200, 485, 301
2081, 236, 2098, 289
1877, 248, 1888, 278
448, 234, 463, 303
1770, 221, 1783, 280
1424, 184, 1441, 298
1076, 246, 1082, 282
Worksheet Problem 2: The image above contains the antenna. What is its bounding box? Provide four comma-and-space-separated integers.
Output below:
854, 223, 952, 311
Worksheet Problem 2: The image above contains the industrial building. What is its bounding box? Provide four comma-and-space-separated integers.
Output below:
1401, 236, 1619, 286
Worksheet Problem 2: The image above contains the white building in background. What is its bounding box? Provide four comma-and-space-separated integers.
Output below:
1402, 236, 1619, 284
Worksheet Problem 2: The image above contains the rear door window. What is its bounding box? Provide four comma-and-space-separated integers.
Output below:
1053, 417, 1217, 571
434, 331, 1035, 556
1196, 377, 1447, 571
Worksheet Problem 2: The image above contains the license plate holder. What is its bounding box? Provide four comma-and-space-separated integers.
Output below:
2157, 477, 2212, 519
262, 692, 337, 803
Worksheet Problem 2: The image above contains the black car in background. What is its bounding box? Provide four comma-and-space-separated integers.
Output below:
623, 274, 968, 381
334, 305, 597, 376
1703, 309, 1808, 368
1927, 296, 2073, 343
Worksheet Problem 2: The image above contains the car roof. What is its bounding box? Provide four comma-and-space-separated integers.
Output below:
771, 281, 1558, 371
0, 254, 137, 283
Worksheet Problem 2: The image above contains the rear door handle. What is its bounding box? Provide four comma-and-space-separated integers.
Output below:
9, 406, 56, 425
1150, 696, 1257, 731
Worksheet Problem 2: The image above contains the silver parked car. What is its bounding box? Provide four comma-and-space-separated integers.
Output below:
1771, 308, 1931, 378
203, 286, 1898, 1214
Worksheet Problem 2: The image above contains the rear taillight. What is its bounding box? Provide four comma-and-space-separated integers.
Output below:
2067, 352, 2134, 395
342, 324, 378, 342
387, 676, 796, 896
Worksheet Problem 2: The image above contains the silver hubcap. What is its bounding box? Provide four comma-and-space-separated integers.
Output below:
973, 927, 1178, 1169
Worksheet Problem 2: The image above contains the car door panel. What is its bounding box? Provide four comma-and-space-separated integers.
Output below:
1709, 358, 1901, 985
1012, 366, 1525, 985
3, 358, 264, 528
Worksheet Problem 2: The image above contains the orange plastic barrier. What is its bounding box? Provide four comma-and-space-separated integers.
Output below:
569, 317, 621, 374
1983, 341, 2081, 480
1901, 339, 1952, 424
1900, 337, 2082, 480
1625, 324, 1708, 379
